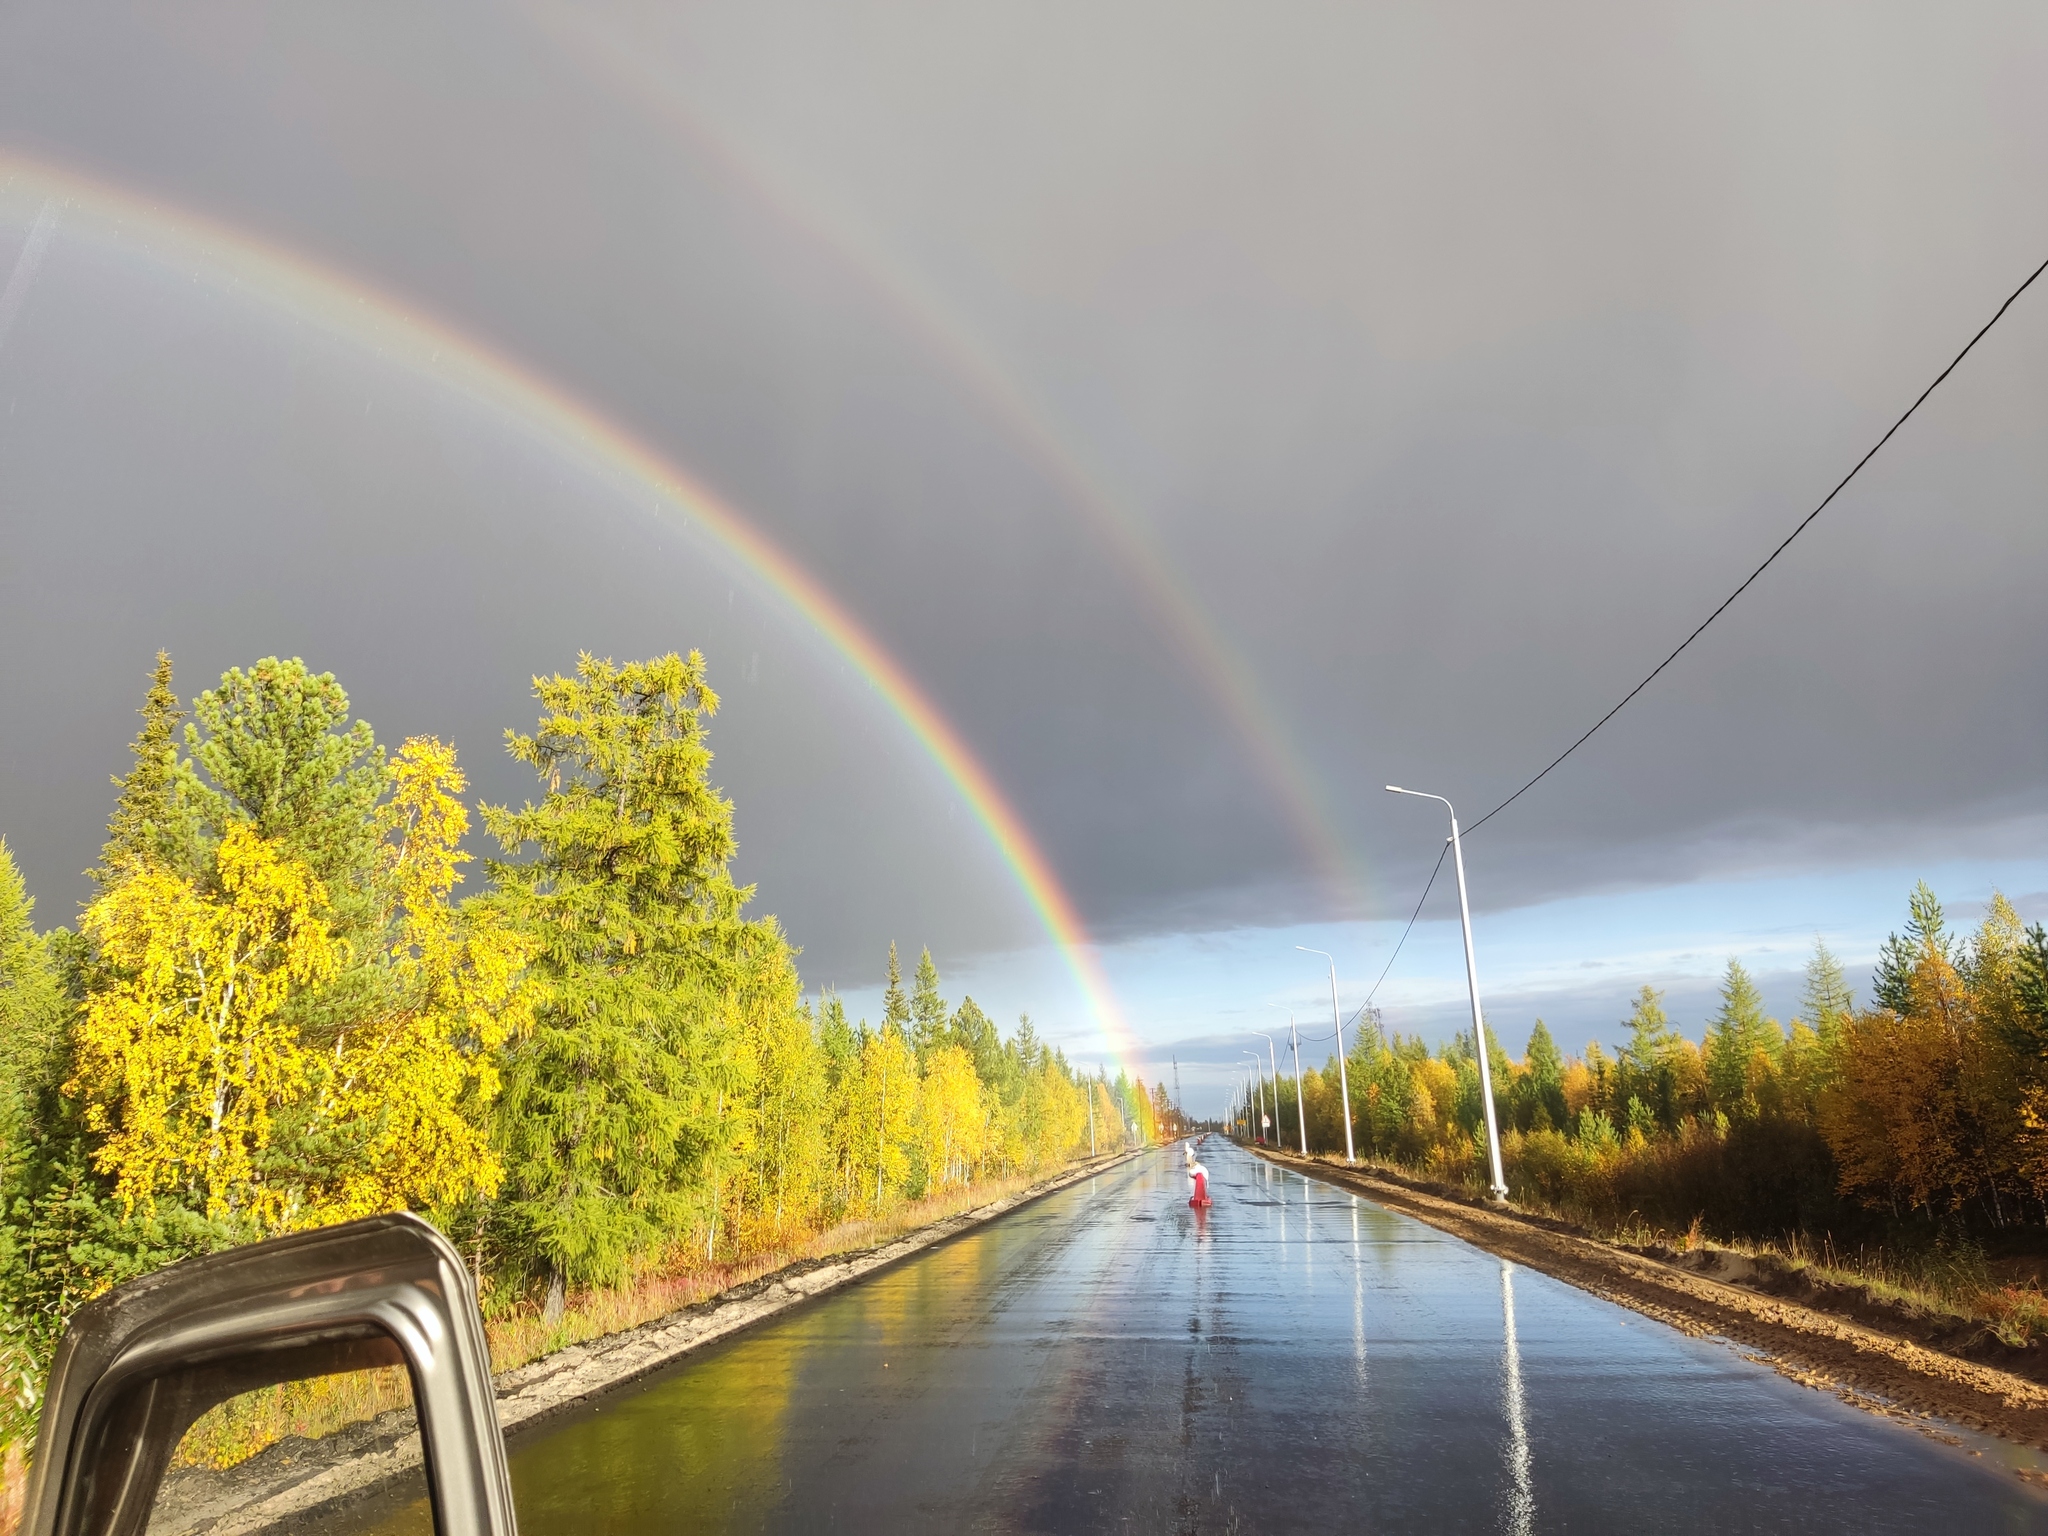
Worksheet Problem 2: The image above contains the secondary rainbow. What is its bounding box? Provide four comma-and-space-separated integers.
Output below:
535, 10, 1370, 911
0, 149, 1147, 1074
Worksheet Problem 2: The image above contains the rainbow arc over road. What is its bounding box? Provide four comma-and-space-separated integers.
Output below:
0, 149, 1143, 1071
534, 9, 1368, 910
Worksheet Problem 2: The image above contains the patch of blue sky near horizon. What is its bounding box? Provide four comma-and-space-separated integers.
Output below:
843, 850, 2048, 1119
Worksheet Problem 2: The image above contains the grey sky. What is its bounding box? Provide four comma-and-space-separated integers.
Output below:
3, 2, 2046, 1011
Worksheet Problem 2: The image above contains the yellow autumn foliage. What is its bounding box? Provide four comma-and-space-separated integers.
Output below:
70, 738, 529, 1236
73, 823, 342, 1226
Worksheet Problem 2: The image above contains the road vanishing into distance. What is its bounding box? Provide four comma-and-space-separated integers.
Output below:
335, 1140, 2046, 1534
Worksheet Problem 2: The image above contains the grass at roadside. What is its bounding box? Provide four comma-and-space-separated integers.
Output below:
171, 1162, 1106, 1472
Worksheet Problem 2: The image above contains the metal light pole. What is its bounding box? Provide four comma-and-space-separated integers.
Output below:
1268, 1004, 1308, 1155
1252, 1032, 1281, 1152
1242, 1053, 1267, 1145
1297, 947, 1356, 1163
1386, 786, 1509, 1203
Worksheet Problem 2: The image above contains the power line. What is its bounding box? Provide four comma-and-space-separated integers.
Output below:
1355, 249, 2048, 1017
1462, 250, 2048, 838
1364, 839, 1449, 1008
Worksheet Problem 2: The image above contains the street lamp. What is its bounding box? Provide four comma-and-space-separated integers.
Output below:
1266, 1005, 1310, 1155
1386, 786, 1509, 1203
1296, 946, 1356, 1163
1241, 1053, 1267, 1145
1251, 1031, 1282, 1152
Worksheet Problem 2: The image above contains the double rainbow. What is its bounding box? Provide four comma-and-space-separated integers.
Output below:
0, 150, 1144, 1070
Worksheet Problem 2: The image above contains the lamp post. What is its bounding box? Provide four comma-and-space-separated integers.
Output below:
1267, 1005, 1309, 1155
1296, 947, 1356, 1163
1251, 1032, 1281, 1149
1386, 786, 1509, 1203
1242, 1053, 1267, 1145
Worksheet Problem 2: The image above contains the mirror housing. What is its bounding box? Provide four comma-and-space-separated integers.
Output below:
20, 1212, 514, 1536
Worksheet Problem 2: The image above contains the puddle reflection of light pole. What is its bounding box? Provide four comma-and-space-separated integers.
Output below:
1499, 1262, 1534, 1536
1351, 1200, 1368, 1394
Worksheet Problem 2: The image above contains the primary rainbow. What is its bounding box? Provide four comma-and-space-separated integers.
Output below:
0, 149, 1147, 1074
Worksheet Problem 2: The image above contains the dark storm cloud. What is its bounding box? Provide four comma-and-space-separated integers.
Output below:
2, 1, 2046, 988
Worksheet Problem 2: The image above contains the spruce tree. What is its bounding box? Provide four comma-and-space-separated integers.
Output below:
179, 658, 384, 932
881, 943, 910, 1036
1704, 959, 1780, 1115
949, 997, 1010, 1100
1521, 1020, 1567, 1131
484, 653, 751, 1314
1872, 931, 1916, 1015
909, 948, 948, 1065
92, 651, 191, 889
1875, 884, 1952, 1015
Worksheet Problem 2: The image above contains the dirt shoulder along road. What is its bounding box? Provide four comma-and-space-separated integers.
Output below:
1256, 1145, 2048, 1458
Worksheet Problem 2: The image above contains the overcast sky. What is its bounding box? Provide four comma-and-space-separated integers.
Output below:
4, 3, 2047, 1111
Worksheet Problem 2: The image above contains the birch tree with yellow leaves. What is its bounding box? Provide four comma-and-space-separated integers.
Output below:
69, 734, 527, 1236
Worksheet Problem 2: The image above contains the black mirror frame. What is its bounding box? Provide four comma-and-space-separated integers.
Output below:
19, 1212, 515, 1536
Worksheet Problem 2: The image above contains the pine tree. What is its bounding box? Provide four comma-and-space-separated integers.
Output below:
92, 651, 191, 889
483, 653, 754, 1314
909, 948, 948, 1065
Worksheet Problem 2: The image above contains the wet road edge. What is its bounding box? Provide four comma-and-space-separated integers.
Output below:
149, 1149, 1146, 1536
1251, 1143, 2048, 1470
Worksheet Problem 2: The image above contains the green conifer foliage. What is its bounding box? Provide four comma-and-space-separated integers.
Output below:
483, 653, 754, 1307
1704, 959, 1782, 1116
1800, 939, 1856, 1053
909, 948, 948, 1064
179, 658, 385, 936
882, 943, 910, 1034
92, 651, 191, 889
1519, 1020, 1567, 1131
0, 840, 63, 1136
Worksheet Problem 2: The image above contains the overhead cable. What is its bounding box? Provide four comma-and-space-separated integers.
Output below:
1462, 251, 2048, 837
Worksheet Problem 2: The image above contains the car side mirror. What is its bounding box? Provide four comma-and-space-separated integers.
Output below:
19, 1212, 515, 1536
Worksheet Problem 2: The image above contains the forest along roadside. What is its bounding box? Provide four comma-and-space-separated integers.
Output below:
1253, 1145, 2048, 1458
142, 1150, 1142, 1536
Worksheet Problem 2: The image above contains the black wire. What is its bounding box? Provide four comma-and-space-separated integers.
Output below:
1363, 839, 1449, 1007
1462, 251, 2048, 838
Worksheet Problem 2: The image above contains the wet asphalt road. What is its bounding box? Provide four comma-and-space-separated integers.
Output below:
338, 1138, 2048, 1534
